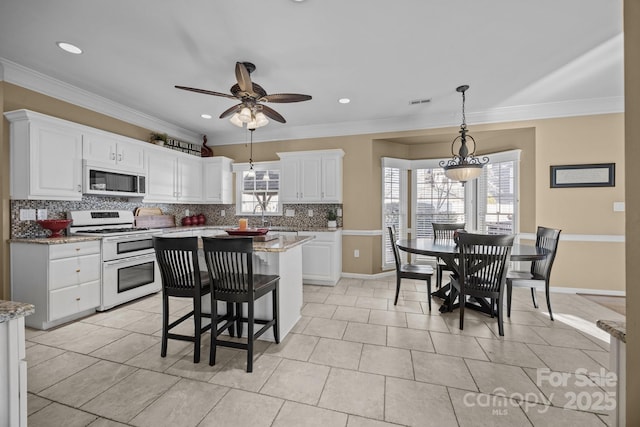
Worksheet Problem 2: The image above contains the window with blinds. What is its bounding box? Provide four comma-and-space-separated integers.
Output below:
382, 159, 409, 269
414, 168, 465, 238
476, 154, 519, 234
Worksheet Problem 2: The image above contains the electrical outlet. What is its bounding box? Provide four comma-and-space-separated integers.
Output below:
308, 209, 313, 217
337, 208, 342, 217
354, 249, 360, 258
185, 209, 190, 217
37, 209, 48, 220
220, 210, 226, 217
285, 209, 295, 217
19, 209, 36, 221
613, 202, 625, 212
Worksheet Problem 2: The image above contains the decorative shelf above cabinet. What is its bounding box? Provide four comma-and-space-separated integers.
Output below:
277, 149, 344, 204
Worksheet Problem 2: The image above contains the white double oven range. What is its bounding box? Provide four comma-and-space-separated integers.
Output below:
68, 210, 162, 311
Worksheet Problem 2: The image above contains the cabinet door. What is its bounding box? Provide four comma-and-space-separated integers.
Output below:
299, 157, 322, 201
321, 155, 342, 202
301, 242, 334, 281
145, 149, 177, 202
279, 158, 300, 202
116, 142, 145, 171
203, 158, 232, 203
30, 122, 83, 199
177, 156, 203, 202
83, 132, 117, 164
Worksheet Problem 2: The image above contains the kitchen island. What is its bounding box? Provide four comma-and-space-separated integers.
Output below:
189, 234, 313, 341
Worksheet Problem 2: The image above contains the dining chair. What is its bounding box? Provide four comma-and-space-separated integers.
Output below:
451, 232, 515, 336
202, 236, 280, 373
506, 226, 562, 320
432, 222, 466, 288
153, 236, 230, 363
388, 226, 434, 310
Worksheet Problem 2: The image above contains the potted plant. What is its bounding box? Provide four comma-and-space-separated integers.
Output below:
327, 209, 338, 228
149, 132, 168, 146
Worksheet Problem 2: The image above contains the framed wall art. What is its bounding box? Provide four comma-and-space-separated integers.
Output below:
550, 163, 615, 188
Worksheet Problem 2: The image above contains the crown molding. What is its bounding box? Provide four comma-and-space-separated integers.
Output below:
0, 58, 201, 144
0, 57, 623, 146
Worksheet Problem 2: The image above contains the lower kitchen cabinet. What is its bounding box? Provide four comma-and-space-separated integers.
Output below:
10, 240, 101, 330
298, 230, 342, 286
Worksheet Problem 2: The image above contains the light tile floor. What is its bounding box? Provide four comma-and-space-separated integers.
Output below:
25, 276, 624, 426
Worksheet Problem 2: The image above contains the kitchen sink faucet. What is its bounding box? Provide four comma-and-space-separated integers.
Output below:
253, 201, 270, 227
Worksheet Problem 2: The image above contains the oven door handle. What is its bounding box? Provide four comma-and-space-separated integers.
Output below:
104, 254, 156, 267
104, 232, 161, 243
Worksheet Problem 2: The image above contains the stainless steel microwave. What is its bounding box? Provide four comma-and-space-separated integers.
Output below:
83, 161, 146, 197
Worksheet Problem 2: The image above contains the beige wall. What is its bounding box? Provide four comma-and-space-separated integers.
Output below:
625, 0, 639, 421
1, 83, 626, 298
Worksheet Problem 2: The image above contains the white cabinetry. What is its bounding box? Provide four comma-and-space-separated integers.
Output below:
297, 230, 342, 285
278, 149, 344, 203
5, 110, 83, 200
1, 314, 29, 427
203, 157, 233, 204
145, 146, 203, 203
10, 240, 101, 330
83, 131, 145, 171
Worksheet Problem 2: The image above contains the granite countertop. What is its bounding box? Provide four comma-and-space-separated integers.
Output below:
197, 234, 314, 252
9, 236, 102, 244
0, 300, 35, 323
596, 320, 626, 343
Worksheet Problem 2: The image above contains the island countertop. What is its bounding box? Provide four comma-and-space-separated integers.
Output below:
0, 300, 35, 323
198, 234, 314, 252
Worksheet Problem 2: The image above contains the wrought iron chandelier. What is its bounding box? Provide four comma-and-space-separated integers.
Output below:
439, 85, 489, 185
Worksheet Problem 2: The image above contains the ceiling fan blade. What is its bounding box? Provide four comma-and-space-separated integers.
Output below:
219, 103, 244, 119
175, 85, 237, 100
260, 93, 312, 103
235, 62, 253, 94
259, 105, 286, 123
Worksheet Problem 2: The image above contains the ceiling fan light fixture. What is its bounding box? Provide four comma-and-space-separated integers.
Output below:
255, 112, 269, 127
229, 113, 244, 127
238, 107, 252, 123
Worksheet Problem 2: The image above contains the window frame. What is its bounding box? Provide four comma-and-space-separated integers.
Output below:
381, 157, 410, 270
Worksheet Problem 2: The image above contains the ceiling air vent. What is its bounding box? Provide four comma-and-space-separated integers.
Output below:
409, 98, 432, 105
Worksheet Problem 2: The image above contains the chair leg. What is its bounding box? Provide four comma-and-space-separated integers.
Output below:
459, 292, 465, 331
209, 293, 218, 366
193, 297, 201, 363
530, 288, 539, 309
506, 283, 513, 318
226, 302, 235, 337
272, 285, 280, 344
394, 275, 401, 305
426, 278, 432, 311
497, 294, 505, 336
247, 302, 254, 373
490, 298, 495, 318
545, 281, 554, 321
436, 264, 442, 289
236, 303, 244, 338
161, 294, 169, 358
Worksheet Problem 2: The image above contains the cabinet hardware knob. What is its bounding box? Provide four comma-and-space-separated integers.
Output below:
117, 154, 123, 161
76, 269, 81, 272
76, 297, 81, 301
75, 248, 80, 251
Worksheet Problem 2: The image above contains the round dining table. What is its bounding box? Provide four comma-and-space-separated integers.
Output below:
396, 238, 549, 313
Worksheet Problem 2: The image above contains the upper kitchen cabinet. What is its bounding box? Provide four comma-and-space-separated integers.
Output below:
5, 110, 83, 200
278, 149, 344, 203
83, 131, 145, 172
202, 156, 233, 204
144, 144, 203, 203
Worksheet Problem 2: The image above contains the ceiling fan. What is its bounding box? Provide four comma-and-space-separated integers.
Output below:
175, 61, 312, 128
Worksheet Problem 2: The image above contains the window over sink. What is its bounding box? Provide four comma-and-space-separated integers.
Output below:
233, 161, 282, 216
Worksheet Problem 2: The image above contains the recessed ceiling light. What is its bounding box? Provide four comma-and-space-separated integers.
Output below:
56, 42, 82, 54
338, 98, 350, 104
201, 114, 212, 119
291, 0, 306, 2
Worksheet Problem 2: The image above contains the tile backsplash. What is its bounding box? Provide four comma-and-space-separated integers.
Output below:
10, 196, 343, 238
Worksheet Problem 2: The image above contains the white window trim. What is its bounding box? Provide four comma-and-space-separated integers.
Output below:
233, 161, 283, 216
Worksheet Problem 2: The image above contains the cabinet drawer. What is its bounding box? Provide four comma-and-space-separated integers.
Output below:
49, 254, 100, 290
49, 241, 100, 259
49, 280, 99, 320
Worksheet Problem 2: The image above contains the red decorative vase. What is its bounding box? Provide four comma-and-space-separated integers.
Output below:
182, 216, 192, 226
198, 214, 206, 225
